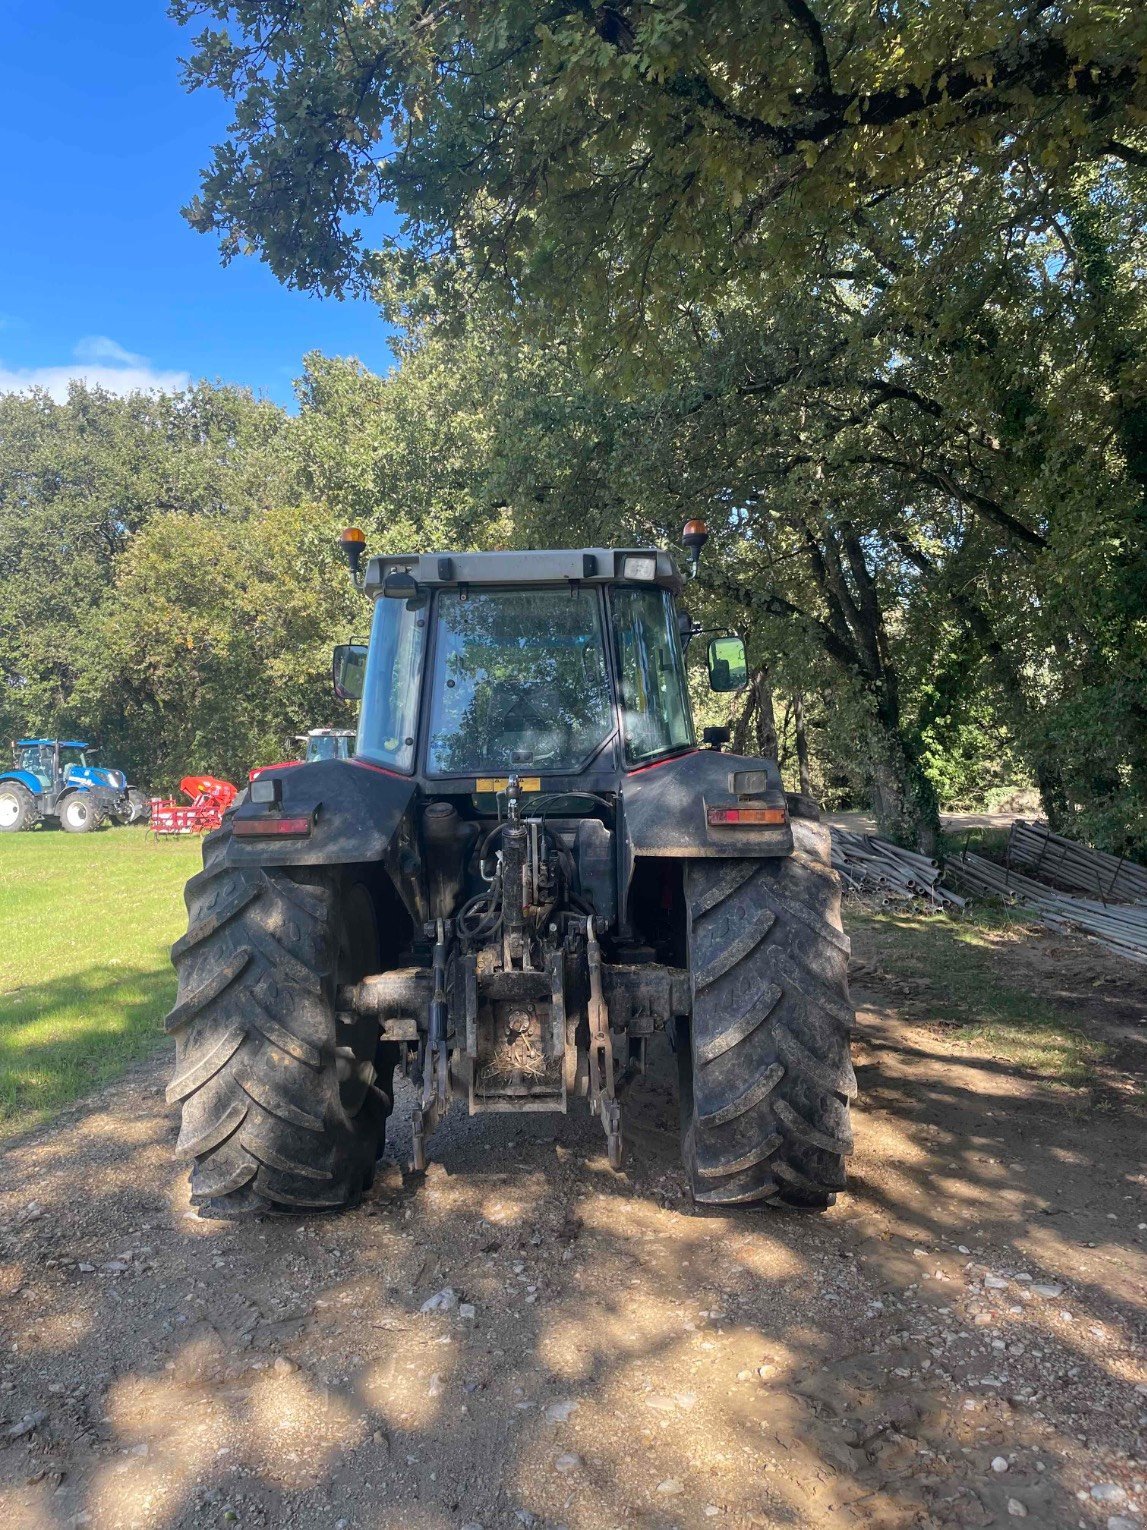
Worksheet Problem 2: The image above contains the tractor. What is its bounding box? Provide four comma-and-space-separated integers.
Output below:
166, 528, 855, 1218
0, 739, 148, 833
249, 728, 356, 783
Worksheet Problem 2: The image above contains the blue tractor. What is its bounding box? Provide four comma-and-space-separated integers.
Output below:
0, 739, 148, 834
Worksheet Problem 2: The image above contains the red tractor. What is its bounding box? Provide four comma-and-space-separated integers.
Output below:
165, 527, 855, 1219
248, 728, 355, 783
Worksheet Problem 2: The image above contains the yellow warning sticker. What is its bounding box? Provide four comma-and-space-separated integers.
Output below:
474, 776, 542, 794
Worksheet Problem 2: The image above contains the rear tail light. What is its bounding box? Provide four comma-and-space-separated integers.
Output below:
233, 815, 313, 838
707, 805, 787, 827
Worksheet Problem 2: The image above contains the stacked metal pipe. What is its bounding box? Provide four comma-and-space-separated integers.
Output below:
1006, 820, 1147, 902
830, 829, 966, 909
948, 851, 1147, 965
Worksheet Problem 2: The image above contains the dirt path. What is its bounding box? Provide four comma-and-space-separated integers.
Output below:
1, 927, 1144, 1530
824, 811, 1024, 837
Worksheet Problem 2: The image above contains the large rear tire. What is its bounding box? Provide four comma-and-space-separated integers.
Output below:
679, 819, 856, 1209
0, 782, 36, 832
166, 828, 392, 1218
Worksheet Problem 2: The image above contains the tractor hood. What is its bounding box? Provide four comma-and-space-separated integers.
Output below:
66, 764, 126, 792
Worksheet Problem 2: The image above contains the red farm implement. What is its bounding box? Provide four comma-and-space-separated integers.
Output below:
150, 776, 237, 837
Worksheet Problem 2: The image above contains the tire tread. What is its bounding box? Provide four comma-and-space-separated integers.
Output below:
167, 837, 387, 1218
681, 821, 855, 1210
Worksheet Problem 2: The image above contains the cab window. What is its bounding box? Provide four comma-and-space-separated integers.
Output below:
611, 587, 694, 764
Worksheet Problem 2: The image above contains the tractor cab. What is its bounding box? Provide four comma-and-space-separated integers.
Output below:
301, 728, 355, 764
12, 740, 56, 792
249, 727, 355, 782
333, 549, 747, 783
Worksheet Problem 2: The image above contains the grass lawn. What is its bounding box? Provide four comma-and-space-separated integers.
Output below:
845, 903, 1106, 1088
0, 827, 200, 1140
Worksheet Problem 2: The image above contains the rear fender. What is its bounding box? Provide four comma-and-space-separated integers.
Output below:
0, 770, 43, 798
620, 747, 793, 894
225, 758, 425, 924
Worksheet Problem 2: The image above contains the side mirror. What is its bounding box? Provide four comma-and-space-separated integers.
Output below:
332, 643, 368, 702
707, 635, 748, 692
702, 725, 730, 750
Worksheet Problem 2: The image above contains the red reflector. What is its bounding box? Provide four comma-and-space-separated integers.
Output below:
233, 815, 312, 837
707, 806, 788, 827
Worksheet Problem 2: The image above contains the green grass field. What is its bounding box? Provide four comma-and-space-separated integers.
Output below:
0, 827, 200, 1140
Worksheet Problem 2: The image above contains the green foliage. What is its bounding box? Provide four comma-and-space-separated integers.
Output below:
77, 501, 360, 789
174, 0, 1147, 346
167, 0, 1147, 853
0, 380, 300, 783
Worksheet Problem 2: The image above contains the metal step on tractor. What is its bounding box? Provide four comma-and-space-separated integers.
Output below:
0, 739, 149, 834
167, 526, 855, 1218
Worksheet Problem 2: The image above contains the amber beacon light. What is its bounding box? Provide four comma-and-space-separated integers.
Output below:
681, 519, 709, 579
339, 526, 367, 583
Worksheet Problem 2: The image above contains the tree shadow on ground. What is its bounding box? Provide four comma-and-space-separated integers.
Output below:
0, 963, 177, 1140
0, 942, 1144, 1530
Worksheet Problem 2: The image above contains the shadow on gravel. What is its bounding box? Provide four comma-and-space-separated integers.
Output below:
0, 981, 1144, 1530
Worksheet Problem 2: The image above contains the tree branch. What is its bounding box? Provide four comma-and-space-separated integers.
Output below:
681, 35, 1140, 162
860, 453, 1048, 551
1104, 138, 1147, 169
782, 0, 833, 98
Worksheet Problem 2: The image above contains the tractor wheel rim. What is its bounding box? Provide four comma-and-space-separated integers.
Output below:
0, 795, 19, 826
67, 800, 88, 826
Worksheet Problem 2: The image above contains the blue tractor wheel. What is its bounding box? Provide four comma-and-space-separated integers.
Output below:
0, 781, 36, 832
59, 793, 101, 834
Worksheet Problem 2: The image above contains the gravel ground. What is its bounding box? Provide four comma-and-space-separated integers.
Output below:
1, 925, 1144, 1530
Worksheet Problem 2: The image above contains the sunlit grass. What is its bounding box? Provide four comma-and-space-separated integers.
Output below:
845, 904, 1105, 1088
0, 827, 199, 1139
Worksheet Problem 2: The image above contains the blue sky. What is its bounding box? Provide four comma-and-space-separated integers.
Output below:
0, 2, 398, 407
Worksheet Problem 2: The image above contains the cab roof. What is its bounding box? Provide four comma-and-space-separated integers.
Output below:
17, 738, 89, 749
364, 547, 683, 596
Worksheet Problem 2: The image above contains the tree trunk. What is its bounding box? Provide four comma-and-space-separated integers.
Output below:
731, 679, 757, 755
793, 692, 812, 795
871, 733, 941, 855
711, 537, 939, 848
754, 669, 779, 762
1034, 759, 1071, 833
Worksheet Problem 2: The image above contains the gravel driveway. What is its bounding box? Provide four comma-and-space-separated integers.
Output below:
1, 927, 1144, 1530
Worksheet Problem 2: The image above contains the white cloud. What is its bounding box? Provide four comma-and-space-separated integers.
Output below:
73, 334, 148, 367
0, 336, 190, 402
